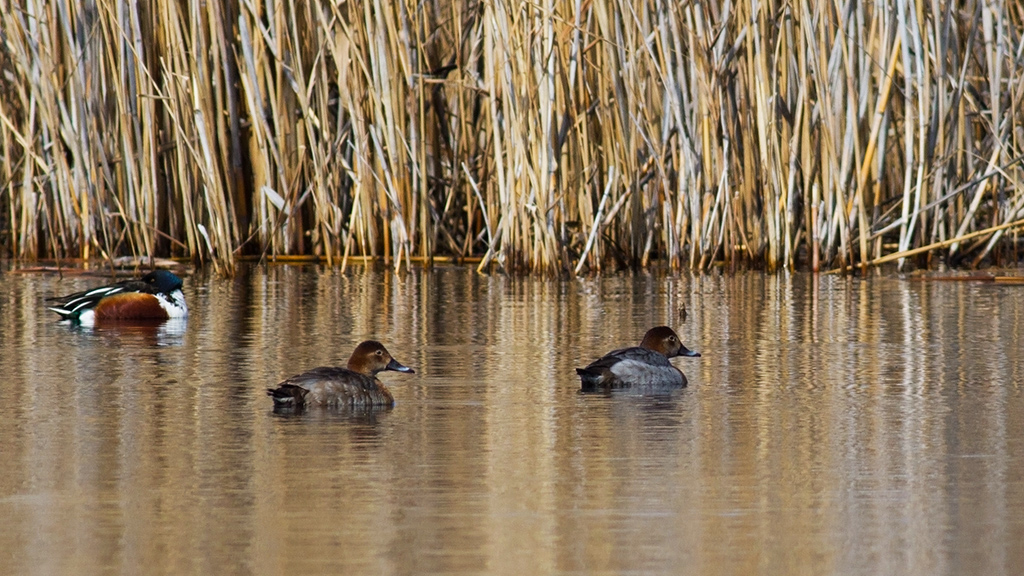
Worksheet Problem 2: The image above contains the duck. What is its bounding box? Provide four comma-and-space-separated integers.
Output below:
576, 326, 700, 390
47, 270, 188, 325
267, 340, 415, 408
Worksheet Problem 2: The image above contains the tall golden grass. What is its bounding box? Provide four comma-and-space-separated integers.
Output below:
1, 0, 1022, 274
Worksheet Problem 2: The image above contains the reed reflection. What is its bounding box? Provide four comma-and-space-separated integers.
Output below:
0, 266, 1021, 575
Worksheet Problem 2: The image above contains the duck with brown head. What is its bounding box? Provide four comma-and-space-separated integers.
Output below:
576, 326, 700, 390
267, 341, 415, 408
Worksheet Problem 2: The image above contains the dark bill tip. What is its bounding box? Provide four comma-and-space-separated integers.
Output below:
386, 358, 415, 373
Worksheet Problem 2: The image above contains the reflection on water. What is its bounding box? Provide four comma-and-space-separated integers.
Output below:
1, 266, 1022, 575
58, 317, 189, 347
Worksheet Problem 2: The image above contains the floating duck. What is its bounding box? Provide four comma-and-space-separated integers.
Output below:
576, 326, 700, 390
267, 340, 415, 408
47, 270, 188, 325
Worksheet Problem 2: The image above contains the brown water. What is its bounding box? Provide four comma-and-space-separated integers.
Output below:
1, 265, 1022, 575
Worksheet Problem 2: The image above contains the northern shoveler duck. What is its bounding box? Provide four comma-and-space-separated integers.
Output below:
267, 340, 415, 408
576, 326, 700, 390
47, 270, 188, 325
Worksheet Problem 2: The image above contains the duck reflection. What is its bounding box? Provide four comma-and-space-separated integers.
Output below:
268, 403, 393, 454
270, 402, 394, 425
63, 317, 188, 347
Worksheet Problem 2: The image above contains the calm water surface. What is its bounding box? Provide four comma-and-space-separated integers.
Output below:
1, 265, 1022, 575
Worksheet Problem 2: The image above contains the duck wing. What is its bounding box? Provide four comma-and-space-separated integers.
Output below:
577, 346, 675, 390
270, 366, 389, 407
46, 278, 154, 319
586, 346, 672, 369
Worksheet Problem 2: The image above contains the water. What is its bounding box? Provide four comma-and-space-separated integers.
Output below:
1, 265, 1022, 575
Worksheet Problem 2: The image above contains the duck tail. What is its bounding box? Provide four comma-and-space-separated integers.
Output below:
576, 368, 604, 391
47, 306, 77, 321
266, 384, 308, 406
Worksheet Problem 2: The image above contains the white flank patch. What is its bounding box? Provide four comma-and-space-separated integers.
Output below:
157, 289, 189, 318
76, 309, 97, 327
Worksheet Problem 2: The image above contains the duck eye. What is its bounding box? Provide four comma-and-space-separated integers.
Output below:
375, 350, 383, 356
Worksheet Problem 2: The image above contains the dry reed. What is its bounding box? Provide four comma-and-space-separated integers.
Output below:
1, 0, 1022, 274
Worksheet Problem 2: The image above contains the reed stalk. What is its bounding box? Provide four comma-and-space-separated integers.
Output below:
1, 0, 1022, 273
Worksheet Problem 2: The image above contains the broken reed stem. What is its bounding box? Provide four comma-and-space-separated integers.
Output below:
1, 0, 1022, 274
844, 216, 1024, 271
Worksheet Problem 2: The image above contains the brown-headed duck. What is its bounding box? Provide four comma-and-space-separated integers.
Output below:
576, 326, 700, 390
47, 270, 188, 325
267, 340, 415, 408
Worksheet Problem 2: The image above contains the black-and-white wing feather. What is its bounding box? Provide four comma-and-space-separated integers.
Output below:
46, 279, 149, 319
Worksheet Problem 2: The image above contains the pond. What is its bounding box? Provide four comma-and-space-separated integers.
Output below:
1, 265, 1022, 575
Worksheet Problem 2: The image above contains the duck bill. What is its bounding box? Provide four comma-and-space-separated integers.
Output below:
676, 347, 701, 358
386, 358, 415, 373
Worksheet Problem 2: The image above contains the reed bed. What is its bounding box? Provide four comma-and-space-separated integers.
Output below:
1, 0, 1022, 274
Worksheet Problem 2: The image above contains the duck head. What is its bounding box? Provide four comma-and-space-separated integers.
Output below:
143, 270, 185, 293
639, 326, 701, 358
347, 340, 416, 376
